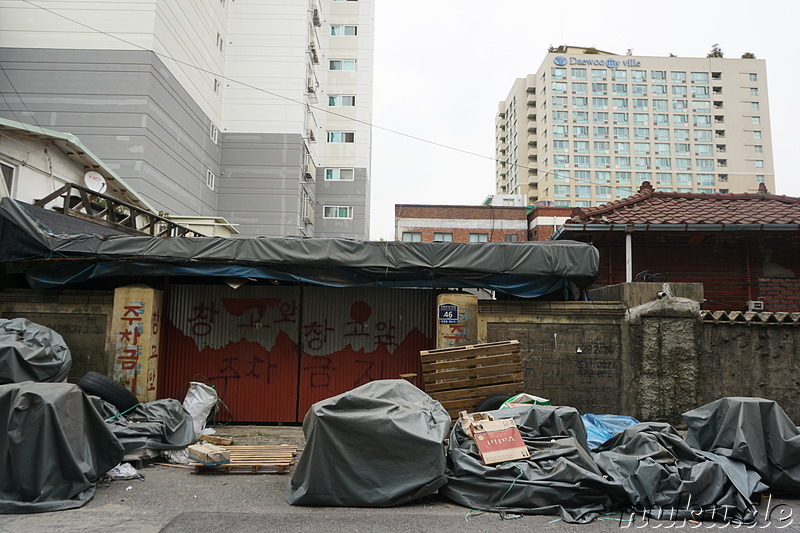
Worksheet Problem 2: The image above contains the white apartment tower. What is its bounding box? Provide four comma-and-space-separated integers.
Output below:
0, 0, 373, 238
496, 46, 774, 207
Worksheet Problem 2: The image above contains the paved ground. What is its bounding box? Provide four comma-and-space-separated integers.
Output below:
0, 426, 798, 533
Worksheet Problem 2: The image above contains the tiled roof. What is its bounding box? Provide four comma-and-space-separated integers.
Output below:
568, 184, 800, 225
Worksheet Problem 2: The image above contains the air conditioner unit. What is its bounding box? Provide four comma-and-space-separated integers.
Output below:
746, 300, 764, 312
303, 163, 314, 180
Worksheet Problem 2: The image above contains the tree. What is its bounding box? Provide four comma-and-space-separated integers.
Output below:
741, 52, 756, 59
707, 43, 724, 58
584, 46, 600, 55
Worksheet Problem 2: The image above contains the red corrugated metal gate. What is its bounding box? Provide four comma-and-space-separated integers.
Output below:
159, 285, 434, 422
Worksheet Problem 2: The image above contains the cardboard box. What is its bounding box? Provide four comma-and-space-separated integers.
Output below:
459, 412, 530, 465
188, 443, 231, 465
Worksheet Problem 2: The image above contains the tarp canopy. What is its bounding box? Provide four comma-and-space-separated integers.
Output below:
0, 382, 124, 513
0, 318, 71, 384
0, 198, 599, 297
287, 379, 451, 507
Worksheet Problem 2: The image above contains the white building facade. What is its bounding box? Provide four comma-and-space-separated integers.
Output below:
496, 47, 775, 207
0, 0, 373, 237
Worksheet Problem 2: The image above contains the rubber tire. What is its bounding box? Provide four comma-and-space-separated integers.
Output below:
475, 393, 511, 412
77, 371, 140, 412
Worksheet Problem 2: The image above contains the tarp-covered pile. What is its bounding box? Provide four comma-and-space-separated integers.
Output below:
90, 397, 196, 452
287, 379, 451, 507
0, 382, 124, 513
0, 318, 71, 384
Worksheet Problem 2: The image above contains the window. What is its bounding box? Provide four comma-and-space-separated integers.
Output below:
674, 129, 690, 142
654, 128, 669, 141
631, 70, 646, 82
552, 81, 567, 94
554, 185, 570, 197
327, 131, 355, 143
676, 173, 692, 186
571, 68, 587, 80
595, 156, 611, 168
616, 186, 633, 198
755, 160, 764, 168
402, 232, 421, 242
694, 115, 711, 127
504, 234, 519, 242
753, 130, 762, 139
575, 201, 591, 207
553, 170, 569, 182
206, 169, 216, 190
591, 69, 607, 81
635, 172, 651, 185
673, 114, 688, 126
553, 110, 568, 123
695, 144, 713, 157
613, 98, 628, 110
573, 111, 588, 124
633, 113, 649, 125
749, 73, 758, 82
613, 112, 629, 125
574, 141, 589, 153
592, 112, 608, 124
329, 95, 356, 106
612, 70, 627, 82
698, 174, 715, 186
672, 86, 687, 98
752, 116, 761, 125
632, 99, 648, 111
553, 140, 569, 153
592, 97, 608, 109
754, 145, 763, 153
655, 158, 671, 170
633, 128, 649, 140
574, 126, 589, 138
612, 83, 628, 95
652, 85, 667, 96
655, 143, 670, 155
571, 170, 588, 183
671, 71, 686, 84
552, 96, 568, 108
653, 99, 668, 111
551, 67, 566, 79
572, 82, 588, 95
554, 200, 571, 207
756, 175, 765, 184
209, 123, 219, 144
614, 142, 630, 154
676, 158, 691, 170
751, 102, 760, 110
635, 156, 651, 169
576, 186, 591, 198
696, 159, 714, 170
553, 125, 568, 137
632, 84, 647, 96
695, 130, 712, 142
575, 155, 590, 168
433, 232, 453, 242
691, 72, 709, 84
213, 78, 220, 94
614, 127, 629, 139
616, 171, 632, 184
615, 156, 631, 169
692, 101, 711, 113
325, 205, 354, 219
330, 59, 357, 70
572, 96, 588, 109
673, 99, 688, 112
594, 126, 609, 138
750, 87, 759, 96
596, 170, 611, 183
469, 233, 489, 243
592, 83, 607, 95
596, 186, 611, 199
593, 141, 609, 153
554, 154, 569, 167
634, 142, 649, 154
0, 161, 13, 196
656, 173, 672, 186
216, 32, 224, 52
692, 86, 709, 99
675, 143, 690, 156
331, 25, 357, 35
325, 168, 355, 181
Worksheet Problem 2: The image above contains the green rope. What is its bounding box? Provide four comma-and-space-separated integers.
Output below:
104, 402, 141, 422
464, 463, 525, 522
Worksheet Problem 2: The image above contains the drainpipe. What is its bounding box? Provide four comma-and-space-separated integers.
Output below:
745, 246, 752, 301
625, 225, 633, 283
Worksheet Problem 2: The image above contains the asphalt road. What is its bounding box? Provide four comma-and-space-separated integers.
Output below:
0, 465, 797, 533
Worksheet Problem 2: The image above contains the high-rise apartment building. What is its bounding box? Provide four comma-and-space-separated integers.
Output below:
0, 0, 373, 238
496, 46, 774, 207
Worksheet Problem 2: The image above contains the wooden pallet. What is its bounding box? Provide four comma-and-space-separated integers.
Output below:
420, 340, 524, 419
190, 445, 298, 475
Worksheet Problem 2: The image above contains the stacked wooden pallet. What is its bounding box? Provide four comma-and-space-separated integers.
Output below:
190, 445, 298, 475
420, 340, 524, 419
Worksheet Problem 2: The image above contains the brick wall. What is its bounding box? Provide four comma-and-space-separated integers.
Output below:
758, 278, 800, 311
395, 204, 528, 243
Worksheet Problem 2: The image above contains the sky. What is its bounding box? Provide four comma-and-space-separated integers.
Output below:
369, 0, 800, 240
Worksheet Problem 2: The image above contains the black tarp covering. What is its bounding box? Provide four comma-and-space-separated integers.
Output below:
683, 397, 800, 492
89, 397, 196, 452
439, 405, 625, 524
0, 198, 599, 297
593, 422, 763, 523
0, 318, 71, 384
0, 382, 124, 513
287, 379, 450, 507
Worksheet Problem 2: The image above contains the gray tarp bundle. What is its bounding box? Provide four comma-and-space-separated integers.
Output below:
593, 422, 763, 524
0, 382, 124, 513
89, 397, 197, 452
0, 318, 71, 384
683, 397, 800, 492
439, 405, 625, 524
287, 379, 450, 507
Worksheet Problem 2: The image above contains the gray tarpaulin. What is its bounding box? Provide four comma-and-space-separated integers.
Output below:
593, 422, 763, 524
439, 405, 625, 524
0, 382, 124, 513
0, 318, 71, 384
90, 397, 197, 452
0, 198, 598, 297
683, 397, 800, 492
287, 379, 450, 507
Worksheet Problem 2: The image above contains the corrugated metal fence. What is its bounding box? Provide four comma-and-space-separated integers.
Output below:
161, 285, 434, 422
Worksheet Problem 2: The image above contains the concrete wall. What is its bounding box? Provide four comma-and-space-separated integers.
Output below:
0, 289, 114, 383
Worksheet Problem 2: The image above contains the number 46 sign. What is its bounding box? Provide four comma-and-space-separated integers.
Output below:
438, 303, 459, 324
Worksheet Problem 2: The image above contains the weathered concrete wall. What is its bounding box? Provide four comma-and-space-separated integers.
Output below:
480, 301, 630, 415
0, 289, 114, 382
698, 323, 800, 423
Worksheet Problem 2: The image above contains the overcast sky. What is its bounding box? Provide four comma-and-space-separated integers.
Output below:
369, 0, 799, 240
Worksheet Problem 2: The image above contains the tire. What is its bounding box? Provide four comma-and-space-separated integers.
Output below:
475, 393, 511, 412
78, 371, 140, 412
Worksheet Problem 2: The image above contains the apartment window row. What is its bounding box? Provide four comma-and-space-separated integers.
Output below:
550, 69, 738, 84
550, 125, 746, 142
553, 140, 719, 156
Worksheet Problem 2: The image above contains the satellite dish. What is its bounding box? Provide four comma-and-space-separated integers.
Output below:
84, 171, 107, 193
